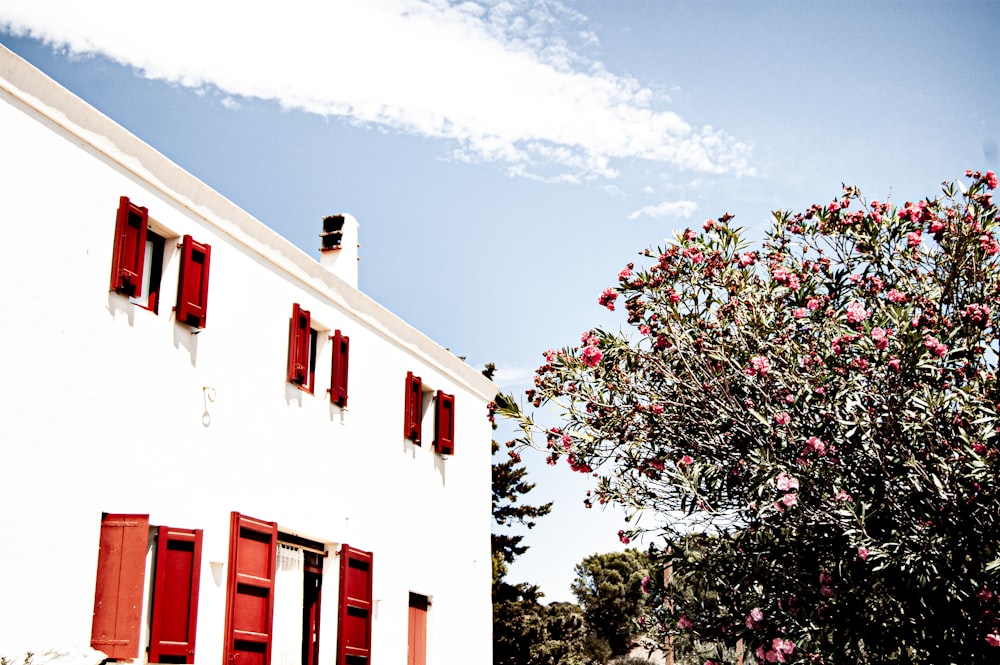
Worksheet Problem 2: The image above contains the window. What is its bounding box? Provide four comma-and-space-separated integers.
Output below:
129, 230, 166, 313
110, 196, 149, 297
337, 545, 373, 665
174, 235, 212, 329
329, 330, 349, 407
287, 304, 317, 392
403, 372, 423, 444
434, 391, 455, 456
90, 513, 203, 663
407, 594, 428, 665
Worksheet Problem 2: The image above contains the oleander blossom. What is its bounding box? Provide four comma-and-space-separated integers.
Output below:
846, 300, 869, 324
746, 355, 772, 377
745, 607, 764, 629
598, 287, 618, 311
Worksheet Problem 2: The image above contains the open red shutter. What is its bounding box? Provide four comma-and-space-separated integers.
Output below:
403, 373, 423, 443
175, 235, 212, 328
110, 196, 148, 296
224, 512, 278, 665
91, 513, 149, 659
148, 526, 203, 664
434, 391, 455, 455
337, 545, 373, 665
330, 330, 350, 407
407, 594, 428, 665
287, 304, 311, 385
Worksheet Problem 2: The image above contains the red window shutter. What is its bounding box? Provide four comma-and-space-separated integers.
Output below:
403, 372, 423, 443
287, 304, 312, 385
337, 545, 373, 665
91, 513, 149, 660
175, 235, 212, 328
223, 512, 278, 665
434, 391, 455, 455
148, 526, 203, 664
330, 330, 350, 407
407, 594, 428, 665
110, 196, 148, 296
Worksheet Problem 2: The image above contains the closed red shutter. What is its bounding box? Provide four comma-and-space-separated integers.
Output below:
434, 391, 455, 455
175, 235, 212, 328
403, 373, 423, 443
91, 513, 149, 659
330, 330, 350, 407
223, 513, 278, 665
407, 594, 428, 665
110, 196, 148, 296
337, 545, 373, 665
148, 526, 203, 664
288, 304, 312, 385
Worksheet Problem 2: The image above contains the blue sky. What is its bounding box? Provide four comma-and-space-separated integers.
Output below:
3, 0, 998, 603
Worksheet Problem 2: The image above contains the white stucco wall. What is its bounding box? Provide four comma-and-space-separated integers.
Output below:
0, 45, 494, 665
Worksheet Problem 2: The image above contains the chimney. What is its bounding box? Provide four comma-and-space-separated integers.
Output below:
319, 213, 360, 288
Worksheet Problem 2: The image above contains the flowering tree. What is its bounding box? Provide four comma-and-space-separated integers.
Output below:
498, 171, 1000, 663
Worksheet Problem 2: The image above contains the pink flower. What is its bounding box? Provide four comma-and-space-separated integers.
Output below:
776, 471, 800, 492
774, 412, 791, 426
684, 229, 697, 241
906, 230, 922, 247
772, 267, 801, 291
986, 171, 999, 190
618, 529, 630, 544
804, 436, 827, 456
641, 575, 651, 594
846, 300, 869, 324
638, 324, 651, 335
980, 234, 1000, 255
681, 246, 704, 263
870, 327, 889, 350
781, 492, 798, 508
745, 355, 772, 377
738, 252, 757, 267
677, 615, 694, 630
618, 267, 632, 280
923, 335, 948, 358
581, 345, 603, 367
834, 489, 852, 502
888, 356, 901, 372
962, 303, 992, 327
886, 289, 908, 303
858, 547, 870, 561
793, 307, 809, 319
745, 607, 764, 629
806, 297, 821, 310
703, 219, 715, 231
544, 349, 556, 363
599, 287, 618, 311
678, 455, 694, 467
651, 404, 665, 414
987, 632, 1000, 647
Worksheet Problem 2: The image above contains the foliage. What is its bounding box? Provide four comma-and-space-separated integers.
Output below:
571, 549, 654, 656
499, 171, 1000, 663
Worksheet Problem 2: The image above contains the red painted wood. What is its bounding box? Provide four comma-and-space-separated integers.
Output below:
434, 391, 455, 456
337, 545, 373, 665
175, 235, 212, 328
223, 512, 277, 665
287, 304, 312, 387
110, 196, 148, 296
148, 526, 203, 664
404, 373, 423, 443
407, 594, 428, 665
91, 513, 149, 659
330, 330, 350, 407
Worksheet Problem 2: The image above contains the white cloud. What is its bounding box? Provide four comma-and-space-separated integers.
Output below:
628, 200, 698, 221
490, 364, 535, 390
0, 0, 754, 182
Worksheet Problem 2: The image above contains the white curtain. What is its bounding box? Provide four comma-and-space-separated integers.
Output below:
272, 544, 304, 665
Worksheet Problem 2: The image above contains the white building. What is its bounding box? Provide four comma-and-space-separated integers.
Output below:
0, 44, 495, 665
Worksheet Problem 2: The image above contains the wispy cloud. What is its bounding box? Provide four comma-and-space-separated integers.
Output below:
0, 0, 754, 182
628, 200, 698, 221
